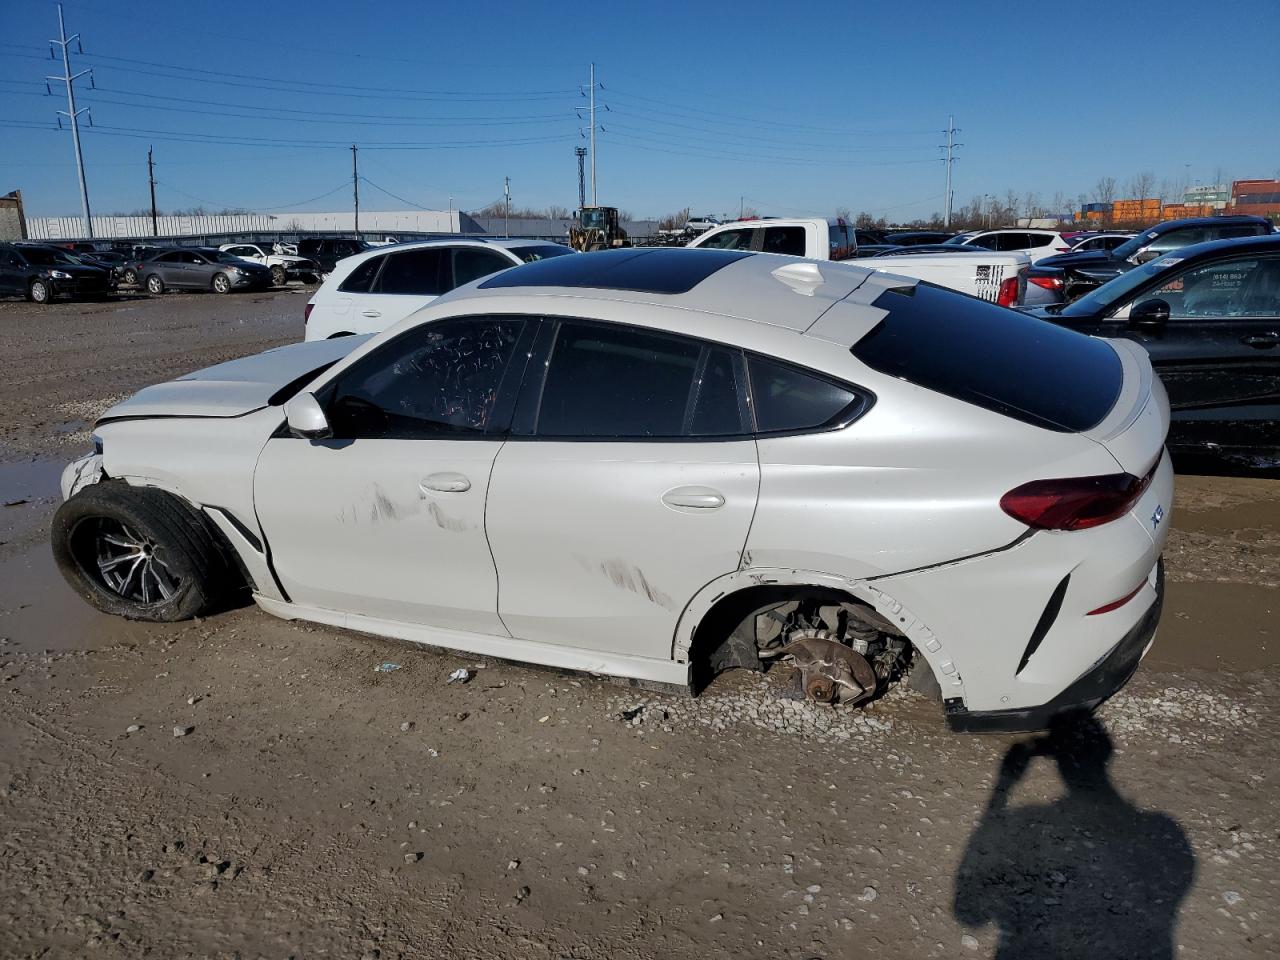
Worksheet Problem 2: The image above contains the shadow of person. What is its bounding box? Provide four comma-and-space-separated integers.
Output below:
954, 713, 1194, 959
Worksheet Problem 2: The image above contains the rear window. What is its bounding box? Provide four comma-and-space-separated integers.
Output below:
852, 284, 1122, 432
512, 244, 574, 263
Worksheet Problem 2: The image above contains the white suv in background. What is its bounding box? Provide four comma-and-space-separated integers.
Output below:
304, 238, 574, 340
942, 229, 1073, 262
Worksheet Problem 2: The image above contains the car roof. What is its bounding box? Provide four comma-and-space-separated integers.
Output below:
1145, 232, 1280, 263
711, 217, 847, 227
427, 248, 914, 352
1145, 214, 1273, 232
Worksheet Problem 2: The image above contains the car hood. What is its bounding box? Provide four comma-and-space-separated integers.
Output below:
1035, 249, 1123, 270
98, 335, 371, 422
48, 263, 109, 277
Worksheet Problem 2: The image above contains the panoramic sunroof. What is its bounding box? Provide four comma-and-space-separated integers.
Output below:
477, 247, 752, 294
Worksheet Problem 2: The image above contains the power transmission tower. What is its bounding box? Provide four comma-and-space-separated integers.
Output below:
575, 146, 587, 211
940, 115, 962, 229
147, 146, 158, 237
350, 144, 360, 237
589, 63, 597, 206
46, 3, 93, 238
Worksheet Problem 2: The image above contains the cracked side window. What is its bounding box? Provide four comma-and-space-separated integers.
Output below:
327, 317, 525, 440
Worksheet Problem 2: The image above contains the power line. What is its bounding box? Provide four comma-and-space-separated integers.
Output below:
151, 178, 351, 212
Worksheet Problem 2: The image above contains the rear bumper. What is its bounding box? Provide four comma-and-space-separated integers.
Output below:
946, 560, 1164, 732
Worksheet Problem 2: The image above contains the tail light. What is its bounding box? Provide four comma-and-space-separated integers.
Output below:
304, 302, 314, 324
996, 275, 1019, 307
1028, 275, 1064, 291
1000, 462, 1158, 531
1087, 579, 1147, 616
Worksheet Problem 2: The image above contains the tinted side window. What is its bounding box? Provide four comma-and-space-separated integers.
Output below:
996, 233, 1032, 251
828, 225, 855, 261
748, 356, 862, 433
1137, 258, 1278, 320
762, 226, 806, 257
452, 248, 514, 288
339, 255, 384, 293
699, 228, 755, 250
183, 251, 206, 264
968, 234, 1000, 250
327, 317, 525, 440
535, 322, 746, 438
1146, 228, 1204, 253
1023, 233, 1055, 248
374, 249, 447, 295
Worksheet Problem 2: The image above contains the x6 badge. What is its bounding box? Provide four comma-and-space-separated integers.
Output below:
1151, 504, 1164, 529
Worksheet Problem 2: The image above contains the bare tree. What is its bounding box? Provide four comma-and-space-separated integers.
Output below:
1022, 192, 1043, 219
1092, 177, 1118, 204
1051, 191, 1067, 215
834, 205, 853, 220
1127, 171, 1157, 200
657, 207, 691, 230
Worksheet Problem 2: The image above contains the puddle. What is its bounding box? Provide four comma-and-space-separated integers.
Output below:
0, 544, 145, 653
0, 457, 65, 505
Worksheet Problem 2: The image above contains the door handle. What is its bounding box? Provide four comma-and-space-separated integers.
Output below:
1240, 334, 1278, 349
420, 472, 471, 493
361, 309, 382, 318
661, 486, 725, 509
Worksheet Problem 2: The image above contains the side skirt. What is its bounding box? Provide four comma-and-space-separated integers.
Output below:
253, 595, 691, 691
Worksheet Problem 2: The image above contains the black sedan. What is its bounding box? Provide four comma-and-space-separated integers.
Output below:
1024, 215, 1273, 305
1022, 233, 1280, 467
0, 243, 113, 303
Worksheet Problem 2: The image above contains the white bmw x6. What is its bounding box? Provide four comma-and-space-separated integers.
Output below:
53, 249, 1172, 731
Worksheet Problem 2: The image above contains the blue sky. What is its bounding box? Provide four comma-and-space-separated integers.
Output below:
2, 0, 1278, 221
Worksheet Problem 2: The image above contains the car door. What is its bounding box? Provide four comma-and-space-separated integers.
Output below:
253, 315, 534, 633
1114, 254, 1280, 452
184, 250, 215, 288
485, 318, 759, 661
152, 251, 186, 286
351, 247, 449, 333
0, 246, 22, 295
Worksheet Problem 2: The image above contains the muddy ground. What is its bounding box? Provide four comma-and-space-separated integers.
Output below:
0, 290, 1276, 959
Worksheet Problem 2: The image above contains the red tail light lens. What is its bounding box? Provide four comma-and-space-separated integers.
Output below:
1000, 466, 1156, 531
304, 302, 314, 324
1028, 275, 1064, 290
1087, 578, 1147, 616
997, 275, 1019, 307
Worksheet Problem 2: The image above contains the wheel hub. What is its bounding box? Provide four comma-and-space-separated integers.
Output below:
779, 634, 879, 706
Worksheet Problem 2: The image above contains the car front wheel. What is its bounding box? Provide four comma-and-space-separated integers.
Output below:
29, 279, 52, 304
212, 273, 232, 294
271, 265, 287, 286
51, 482, 229, 621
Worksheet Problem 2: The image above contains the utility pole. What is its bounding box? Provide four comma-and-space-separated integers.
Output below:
504, 176, 511, 238
47, 4, 93, 238
940, 115, 962, 229
589, 63, 597, 206
575, 146, 587, 211
147, 146, 158, 237
350, 144, 360, 238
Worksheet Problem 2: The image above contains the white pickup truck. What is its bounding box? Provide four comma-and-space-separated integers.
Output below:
218, 243, 321, 287
688, 217, 1029, 306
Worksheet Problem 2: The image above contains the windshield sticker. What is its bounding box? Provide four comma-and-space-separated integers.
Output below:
1152, 257, 1183, 269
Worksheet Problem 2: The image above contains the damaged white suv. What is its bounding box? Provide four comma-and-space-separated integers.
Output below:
52, 249, 1172, 731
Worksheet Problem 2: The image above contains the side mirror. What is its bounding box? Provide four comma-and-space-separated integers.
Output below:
1132, 247, 1161, 264
283, 392, 331, 439
1129, 298, 1170, 329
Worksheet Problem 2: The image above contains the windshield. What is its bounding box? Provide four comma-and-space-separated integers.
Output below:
211, 250, 246, 264
1062, 257, 1178, 317
513, 244, 574, 263
1109, 231, 1155, 261
19, 247, 80, 266
581, 209, 607, 229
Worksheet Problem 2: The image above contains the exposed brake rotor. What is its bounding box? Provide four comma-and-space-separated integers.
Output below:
779, 634, 879, 706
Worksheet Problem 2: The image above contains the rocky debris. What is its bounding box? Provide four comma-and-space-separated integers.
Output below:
507, 859, 520, 870
858, 886, 879, 903
1101, 683, 1257, 744
172, 725, 193, 738
403, 852, 423, 864
125, 724, 141, 733
961, 934, 979, 950
608, 672, 895, 743
1223, 891, 1243, 906
446, 668, 472, 684
399, 721, 414, 733
512, 885, 531, 906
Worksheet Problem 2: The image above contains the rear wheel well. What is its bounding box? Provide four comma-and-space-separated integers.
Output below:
688, 584, 874, 693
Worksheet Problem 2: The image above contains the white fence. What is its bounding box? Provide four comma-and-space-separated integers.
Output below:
25, 209, 462, 240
